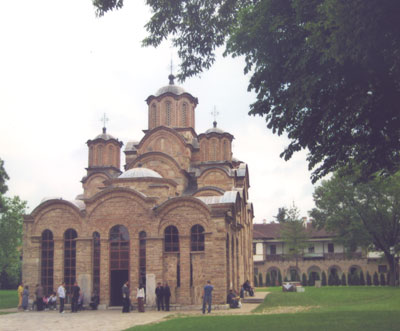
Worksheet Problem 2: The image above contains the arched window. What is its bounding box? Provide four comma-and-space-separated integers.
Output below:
164, 226, 179, 252
139, 231, 146, 286
64, 229, 77, 294
89, 146, 94, 166
109, 225, 129, 270
92, 232, 101, 295
41, 230, 54, 295
191, 225, 205, 251
166, 101, 172, 126
181, 102, 188, 126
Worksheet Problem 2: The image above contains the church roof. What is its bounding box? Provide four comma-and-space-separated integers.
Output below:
119, 167, 162, 179
204, 121, 227, 134
197, 191, 239, 205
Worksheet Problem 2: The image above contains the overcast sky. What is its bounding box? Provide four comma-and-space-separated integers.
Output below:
0, 1, 317, 222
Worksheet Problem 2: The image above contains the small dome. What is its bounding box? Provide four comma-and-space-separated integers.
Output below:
154, 74, 186, 97
119, 167, 162, 179
155, 84, 186, 97
94, 128, 116, 141
205, 121, 227, 134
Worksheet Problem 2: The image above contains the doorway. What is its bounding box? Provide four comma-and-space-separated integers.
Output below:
110, 270, 128, 306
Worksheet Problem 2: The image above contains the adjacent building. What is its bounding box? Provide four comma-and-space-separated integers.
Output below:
253, 222, 388, 284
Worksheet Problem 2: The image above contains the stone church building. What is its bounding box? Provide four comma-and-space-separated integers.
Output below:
22, 75, 254, 308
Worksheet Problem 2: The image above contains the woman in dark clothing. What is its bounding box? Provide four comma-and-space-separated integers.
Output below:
22, 286, 29, 311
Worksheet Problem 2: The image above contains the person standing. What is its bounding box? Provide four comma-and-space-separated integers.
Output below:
202, 280, 214, 314
155, 282, 164, 311
57, 282, 66, 313
122, 281, 130, 313
22, 285, 29, 311
136, 284, 145, 312
17, 282, 24, 310
35, 284, 44, 311
71, 281, 80, 312
163, 282, 171, 311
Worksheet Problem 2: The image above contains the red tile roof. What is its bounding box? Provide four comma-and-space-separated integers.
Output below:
253, 222, 334, 239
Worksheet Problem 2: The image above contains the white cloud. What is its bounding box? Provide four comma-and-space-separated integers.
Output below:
0, 0, 316, 220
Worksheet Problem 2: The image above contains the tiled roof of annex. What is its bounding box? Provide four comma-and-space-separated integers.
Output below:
253, 222, 334, 240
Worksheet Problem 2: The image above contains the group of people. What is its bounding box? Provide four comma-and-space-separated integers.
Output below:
122, 282, 146, 313
155, 282, 171, 311
17, 281, 95, 313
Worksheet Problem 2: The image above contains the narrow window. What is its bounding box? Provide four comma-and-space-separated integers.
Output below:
166, 101, 172, 126
64, 229, 77, 295
328, 243, 334, 253
97, 145, 103, 166
139, 231, 146, 286
212, 140, 217, 161
164, 226, 179, 252
270, 245, 276, 255
41, 230, 54, 295
223, 140, 229, 160
151, 104, 157, 128
177, 263, 181, 287
308, 245, 315, 253
92, 232, 100, 295
108, 146, 114, 166
182, 102, 188, 126
190, 224, 205, 251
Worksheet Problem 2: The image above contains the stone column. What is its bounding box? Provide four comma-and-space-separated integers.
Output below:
99, 238, 109, 306
53, 238, 64, 289
76, 237, 92, 305
178, 235, 191, 305
146, 274, 156, 306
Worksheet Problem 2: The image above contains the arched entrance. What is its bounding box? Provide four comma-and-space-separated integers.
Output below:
109, 225, 130, 306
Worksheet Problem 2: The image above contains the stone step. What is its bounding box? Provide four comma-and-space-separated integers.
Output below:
242, 297, 264, 304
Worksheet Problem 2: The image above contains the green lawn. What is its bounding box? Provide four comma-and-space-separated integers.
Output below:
126, 287, 400, 331
0, 290, 18, 309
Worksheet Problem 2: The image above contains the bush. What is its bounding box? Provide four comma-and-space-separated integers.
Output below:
321, 271, 327, 286
360, 271, 365, 286
266, 273, 271, 287
278, 271, 282, 286
341, 273, 347, 286
254, 275, 258, 287
366, 271, 372, 286
387, 272, 391, 286
302, 273, 307, 286
284, 276, 288, 282
380, 273, 386, 286
347, 273, 352, 286
352, 273, 360, 286
258, 273, 263, 287
373, 272, 380, 286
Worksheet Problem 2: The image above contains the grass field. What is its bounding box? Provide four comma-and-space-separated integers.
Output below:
0, 290, 18, 309
126, 287, 400, 331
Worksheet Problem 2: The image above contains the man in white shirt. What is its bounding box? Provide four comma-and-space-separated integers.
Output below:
57, 282, 66, 313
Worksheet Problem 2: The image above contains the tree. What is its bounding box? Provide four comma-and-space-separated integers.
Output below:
0, 159, 27, 289
93, 0, 400, 183
0, 195, 27, 289
311, 169, 400, 286
279, 204, 309, 271
0, 158, 10, 211
321, 271, 327, 286
270, 272, 276, 287
274, 207, 287, 223
254, 275, 258, 287
258, 273, 263, 287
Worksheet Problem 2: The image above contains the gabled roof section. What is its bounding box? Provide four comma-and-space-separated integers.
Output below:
253, 223, 334, 240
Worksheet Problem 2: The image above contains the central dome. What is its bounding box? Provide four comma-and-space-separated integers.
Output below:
119, 168, 162, 179
154, 74, 186, 97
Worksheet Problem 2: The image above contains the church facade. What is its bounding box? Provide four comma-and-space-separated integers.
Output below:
22, 75, 254, 307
